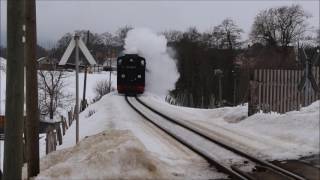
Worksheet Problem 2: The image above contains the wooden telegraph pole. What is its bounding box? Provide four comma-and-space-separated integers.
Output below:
4, 0, 25, 179
25, 0, 40, 177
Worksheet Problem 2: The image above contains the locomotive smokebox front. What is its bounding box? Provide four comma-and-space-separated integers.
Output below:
117, 54, 146, 95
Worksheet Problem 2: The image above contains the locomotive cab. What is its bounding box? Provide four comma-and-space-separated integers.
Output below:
117, 54, 146, 95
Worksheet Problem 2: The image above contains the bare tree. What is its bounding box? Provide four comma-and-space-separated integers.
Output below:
250, 4, 311, 47
115, 25, 133, 47
38, 68, 72, 120
94, 80, 112, 100
162, 30, 183, 43
213, 18, 243, 49
183, 27, 201, 42
101, 32, 118, 47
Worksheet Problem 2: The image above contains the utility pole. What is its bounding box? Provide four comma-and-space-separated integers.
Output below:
75, 35, 80, 144
4, 0, 25, 179
108, 50, 113, 90
25, 0, 39, 177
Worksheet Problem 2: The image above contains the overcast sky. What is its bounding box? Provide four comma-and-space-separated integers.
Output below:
0, 0, 319, 47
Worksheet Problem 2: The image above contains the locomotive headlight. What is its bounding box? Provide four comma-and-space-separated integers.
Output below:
118, 59, 122, 65
121, 74, 126, 78
137, 74, 142, 78
129, 58, 133, 62
140, 60, 145, 66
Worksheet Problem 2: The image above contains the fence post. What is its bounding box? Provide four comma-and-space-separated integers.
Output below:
45, 134, 48, 154
64, 117, 68, 130
53, 131, 57, 151
248, 70, 259, 116
55, 122, 62, 145
61, 116, 65, 135
68, 110, 72, 126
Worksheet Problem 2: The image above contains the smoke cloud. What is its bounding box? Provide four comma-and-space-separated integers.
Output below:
124, 28, 179, 97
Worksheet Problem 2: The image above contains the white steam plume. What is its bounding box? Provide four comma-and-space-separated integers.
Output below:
124, 28, 179, 97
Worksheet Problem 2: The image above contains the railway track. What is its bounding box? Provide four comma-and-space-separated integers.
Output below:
125, 96, 310, 180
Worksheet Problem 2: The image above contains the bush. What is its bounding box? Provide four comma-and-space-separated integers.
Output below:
94, 80, 112, 100
86, 109, 96, 118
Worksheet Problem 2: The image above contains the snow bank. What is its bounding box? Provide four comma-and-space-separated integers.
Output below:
36, 130, 172, 179
124, 28, 179, 97
35, 93, 223, 179
140, 95, 319, 161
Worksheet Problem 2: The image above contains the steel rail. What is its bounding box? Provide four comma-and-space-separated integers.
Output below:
125, 96, 248, 180
135, 97, 306, 180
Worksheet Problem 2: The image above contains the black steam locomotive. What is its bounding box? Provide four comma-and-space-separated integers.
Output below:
117, 54, 146, 95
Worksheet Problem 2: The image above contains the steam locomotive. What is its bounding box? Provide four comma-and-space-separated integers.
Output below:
117, 54, 146, 95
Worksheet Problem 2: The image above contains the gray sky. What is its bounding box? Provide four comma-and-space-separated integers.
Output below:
0, 0, 319, 47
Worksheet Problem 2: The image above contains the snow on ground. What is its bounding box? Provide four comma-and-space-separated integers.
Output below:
35, 89, 319, 179
34, 93, 224, 179
140, 94, 320, 161
37, 130, 175, 179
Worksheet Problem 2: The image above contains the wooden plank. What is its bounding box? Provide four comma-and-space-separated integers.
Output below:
284, 70, 288, 112
318, 66, 320, 99
293, 69, 297, 110
284, 69, 287, 113
317, 67, 320, 100
290, 69, 295, 111
276, 70, 280, 112
272, 70, 276, 112
311, 67, 315, 103
258, 69, 262, 111
314, 67, 319, 101
291, 69, 295, 111
299, 69, 303, 108
254, 69, 259, 111
273, 70, 277, 112
282, 69, 286, 113
269, 69, 273, 112
287, 70, 291, 111
56, 123, 62, 145
61, 116, 65, 136
262, 69, 266, 112
271, 69, 274, 112
265, 69, 269, 112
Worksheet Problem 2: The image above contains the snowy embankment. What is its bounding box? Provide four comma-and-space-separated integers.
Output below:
35, 93, 223, 179
140, 95, 320, 160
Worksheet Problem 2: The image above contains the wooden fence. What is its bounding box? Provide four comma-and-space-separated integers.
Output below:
248, 67, 319, 115
46, 111, 73, 154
